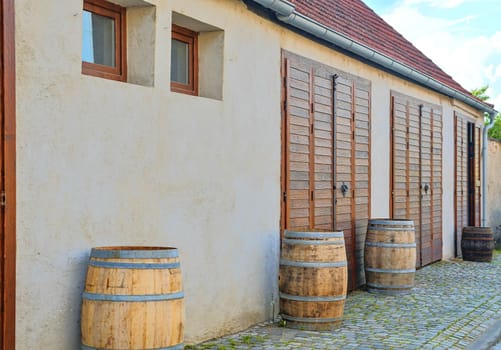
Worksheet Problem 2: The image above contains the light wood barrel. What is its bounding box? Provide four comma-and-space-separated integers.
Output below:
364, 219, 416, 295
81, 246, 184, 350
461, 226, 495, 262
279, 230, 347, 330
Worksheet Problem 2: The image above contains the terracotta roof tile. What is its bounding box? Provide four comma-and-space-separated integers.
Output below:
288, 0, 471, 96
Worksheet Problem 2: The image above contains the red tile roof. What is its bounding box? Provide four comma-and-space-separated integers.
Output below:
288, 0, 471, 96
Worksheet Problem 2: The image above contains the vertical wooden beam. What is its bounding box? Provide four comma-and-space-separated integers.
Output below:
350, 81, 356, 288
454, 113, 458, 257
430, 108, 434, 260
1, 0, 16, 348
367, 86, 372, 220
332, 75, 338, 231
406, 102, 411, 221
308, 68, 315, 228
389, 95, 394, 217
280, 54, 289, 238
418, 104, 423, 267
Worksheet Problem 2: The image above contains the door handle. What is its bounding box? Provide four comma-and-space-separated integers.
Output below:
341, 183, 349, 197
424, 184, 429, 194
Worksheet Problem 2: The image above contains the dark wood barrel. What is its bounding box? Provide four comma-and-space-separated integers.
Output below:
461, 227, 495, 262
364, 219, 416, 295
81, 246, 184, 350
279, 230, 347, 330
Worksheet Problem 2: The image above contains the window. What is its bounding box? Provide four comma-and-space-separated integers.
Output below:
171, 24, 198, 95
82, 0, 126, 81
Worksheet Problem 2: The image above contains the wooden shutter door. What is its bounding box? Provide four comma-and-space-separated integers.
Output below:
282, 51, 371, 290
334, 75, 355, 288
431, 109, 443, 262
391, 96, 409, 220
474, 125, 481, 226
282, 57, 312, 231
454, 115, 468, 256
353, 81, 371, 285
420, 105, 433, 266
391, 93, 442, 267
312, 71, 334, 230
408, 102, 422, 267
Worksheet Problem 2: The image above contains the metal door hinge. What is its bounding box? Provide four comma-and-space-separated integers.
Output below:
283, 191, 287, 202
1, 190, 6, 206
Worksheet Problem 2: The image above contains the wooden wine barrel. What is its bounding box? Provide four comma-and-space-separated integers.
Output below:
279, 230, 347, 330
81, 246, 184, 350
364, 219, 416, 295
461, 226, 495, 262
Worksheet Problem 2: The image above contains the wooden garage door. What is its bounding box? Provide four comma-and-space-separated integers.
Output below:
454, 113, 482, 256
391, 93, 442, 268
281, 51, 371, 289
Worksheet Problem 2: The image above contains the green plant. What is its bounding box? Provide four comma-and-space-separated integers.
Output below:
488, 114, 501, 140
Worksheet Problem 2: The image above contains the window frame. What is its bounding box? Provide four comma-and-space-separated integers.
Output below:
171, 24, 198, 96
82, 0, 127, 82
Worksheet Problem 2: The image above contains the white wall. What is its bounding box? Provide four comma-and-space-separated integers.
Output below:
15, 0, 484, 348
488, 139, 501, 245
16, 0, 281, 348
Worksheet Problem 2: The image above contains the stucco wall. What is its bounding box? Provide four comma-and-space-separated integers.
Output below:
488, 139, 501, 246
16, 0, 281, 348
15, 0, 483, 348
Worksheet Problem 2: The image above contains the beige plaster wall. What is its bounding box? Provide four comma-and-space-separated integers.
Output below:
16, 0, 281, 348
14, 0, 483, 348
488, 139, 501, 239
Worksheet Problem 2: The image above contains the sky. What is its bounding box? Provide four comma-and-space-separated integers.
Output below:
363, 0, 501, 111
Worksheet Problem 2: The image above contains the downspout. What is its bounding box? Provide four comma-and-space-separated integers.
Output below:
249, 0, 498, 117
482, 112, 496, 227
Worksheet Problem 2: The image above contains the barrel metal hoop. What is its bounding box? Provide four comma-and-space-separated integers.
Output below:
366, 283, 414, 289
82, 291, 184, 302
281, 314, 342, 323
283, 239, 344, 246
280, 259, 347, 268
88, 260, 181, 270
367, 227, 415, 232
90, 248, 179, 259
82, 344, 184, 350
367, 288, 413, 296
365, 267, 415, 274
368, 219, 414, 226
280, 292, 346, 302
284, 231, 344, 239
365, 242, 416, 248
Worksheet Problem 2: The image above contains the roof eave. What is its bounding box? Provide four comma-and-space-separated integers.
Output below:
249, 0, 498, 115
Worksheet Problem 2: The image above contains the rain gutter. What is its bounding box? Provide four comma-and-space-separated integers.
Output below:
249, 0, 498, 116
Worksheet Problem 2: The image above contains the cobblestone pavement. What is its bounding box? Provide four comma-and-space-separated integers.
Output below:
187, 252, 501, 350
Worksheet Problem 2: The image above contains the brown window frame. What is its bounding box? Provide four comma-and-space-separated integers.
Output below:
171, 24, 198, 96
82, 0, 127, 82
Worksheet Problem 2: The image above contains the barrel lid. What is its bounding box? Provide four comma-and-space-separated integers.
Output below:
90, 246, 179, 259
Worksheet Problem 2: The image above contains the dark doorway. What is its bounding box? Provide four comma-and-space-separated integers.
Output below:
467, 122, 475, 226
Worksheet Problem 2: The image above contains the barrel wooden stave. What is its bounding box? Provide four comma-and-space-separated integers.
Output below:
279, 266, 346, 296
81, 246, 184, 350
461, 227, 495, 262
279, 231, 347, 330
364, 220, 416, 295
